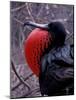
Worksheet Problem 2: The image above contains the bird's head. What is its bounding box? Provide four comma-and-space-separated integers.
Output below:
24, 21, 67, 48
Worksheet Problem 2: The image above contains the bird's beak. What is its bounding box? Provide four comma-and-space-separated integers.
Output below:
24, 21, 49, 30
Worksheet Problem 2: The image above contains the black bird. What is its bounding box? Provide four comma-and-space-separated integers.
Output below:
24, 21, 74, 96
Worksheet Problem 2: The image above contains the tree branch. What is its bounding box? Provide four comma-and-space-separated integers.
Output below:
11, 3, 26, 12
11, 73, 33, 91
11, 60, 31, 90
26, 3, 35, 22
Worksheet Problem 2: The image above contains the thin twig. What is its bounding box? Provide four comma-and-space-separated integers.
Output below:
26, 3, 35, 22
11, 73, 33, 91
12, 17, 24, 25
66, 29, 70, 35
11, 3, 26, 12
11, 60, 31, 90
12, 88, 41, 98
25, 88, 40, 96
37, 5, 44, 18
51, 18, 68, 23
66, 33, 73, 41
19, 26, 25, 50
12, 17, 32, 31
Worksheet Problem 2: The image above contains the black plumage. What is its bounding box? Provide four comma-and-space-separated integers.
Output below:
39, 44, 74, 96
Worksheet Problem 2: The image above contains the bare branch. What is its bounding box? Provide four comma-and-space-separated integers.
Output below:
12, 17, 32, 33
37, 5, 44, 18
11, 73, 33, 91
66, 33, 73, 41
19, 26, 25, 50
11, 60, 31, 90
50, 18, 68, 23
26, 3, 35, 22
12, 17, 24, 25
25, 87, 40, 96
11, 3, 26, 12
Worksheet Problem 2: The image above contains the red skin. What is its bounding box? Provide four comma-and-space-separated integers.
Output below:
24, 28, 52, 77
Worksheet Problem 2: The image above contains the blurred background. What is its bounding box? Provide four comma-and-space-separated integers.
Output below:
10, 1, 74, 98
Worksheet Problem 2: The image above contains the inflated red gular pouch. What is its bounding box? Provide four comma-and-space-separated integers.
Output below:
24, 28, 52, 76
